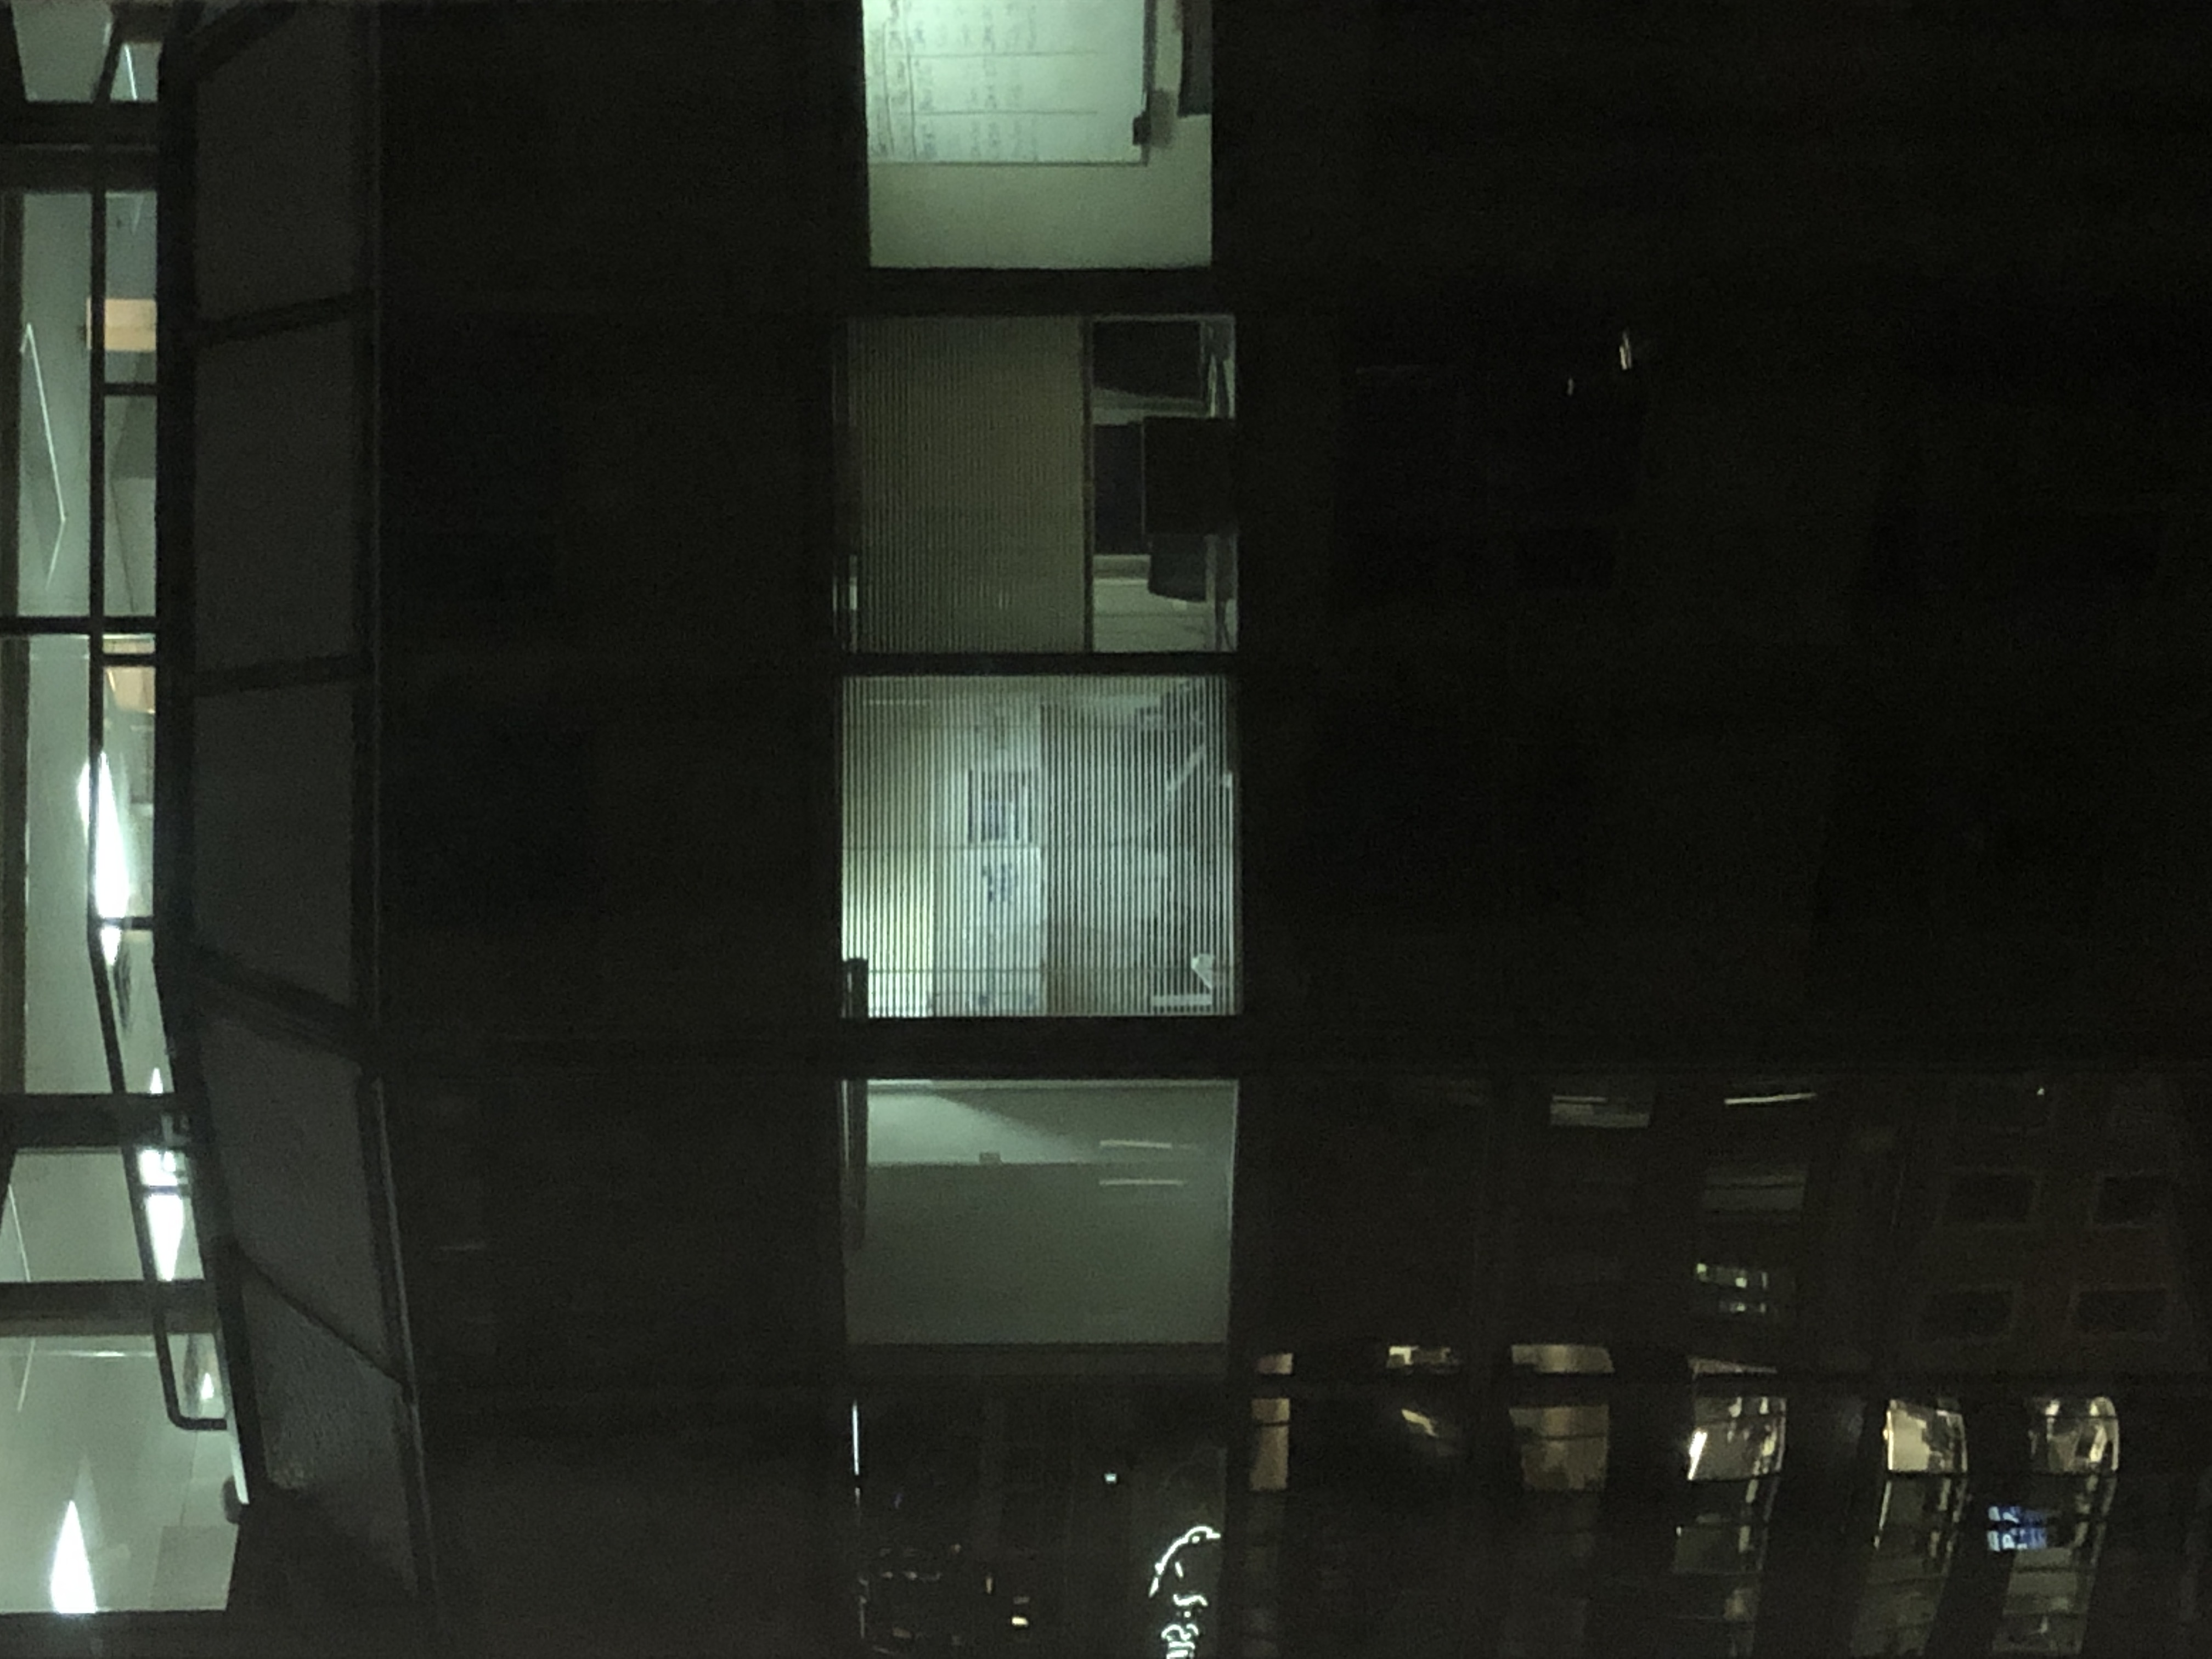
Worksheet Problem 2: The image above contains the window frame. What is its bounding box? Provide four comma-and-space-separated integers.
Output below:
1916, 1285, 2019, 1344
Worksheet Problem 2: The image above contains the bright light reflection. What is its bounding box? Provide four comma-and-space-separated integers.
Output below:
49, 1501, 97, 1615
1687, 1429, 1709, 1480
75, 756, 129, 966
146, 1191, 185, 1280
850, 1402, 862, 1479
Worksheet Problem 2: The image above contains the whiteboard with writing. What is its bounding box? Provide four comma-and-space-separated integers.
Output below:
864, 0, 1149, 165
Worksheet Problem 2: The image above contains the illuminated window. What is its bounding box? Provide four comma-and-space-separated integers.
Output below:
1383, 1344, 1460, 1373
2029, 1398, 2119, 1475
2069, 1288, 2166, 1338
841, 317, 1235, 654
1510, 1404, 1609, 1492
1692, 1262, 1793, 1322
841, 677, 1236, 1017
1918, 1288, 2015, 1341
1884, 1401, 1970, 1474
864, 0, 1211, 268
1545, 1076, 1652, 1128
1944, 1171, 2038, 1226
1688, 1395, 1786, 1482
1511, 1344, 1613, 1375
1700, 1163, 1808, 1216
1250, 1396, 1289, 1492
842, 1078, 1237, 1345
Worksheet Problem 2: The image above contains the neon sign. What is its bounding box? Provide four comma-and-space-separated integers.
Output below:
1147, 1524, 1222, 1659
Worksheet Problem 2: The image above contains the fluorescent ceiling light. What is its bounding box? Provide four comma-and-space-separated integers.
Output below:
49, 1502, 97, 1615
75, 757, 129, 966
146, 1193, 185, 1281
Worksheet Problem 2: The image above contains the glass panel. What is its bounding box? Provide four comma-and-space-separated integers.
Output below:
2028, 1398, 2119, 1475
1, 1148, 205, 1285
1688, 1395, 1786, 1482
1511, 1343, 1614, 1374
10, 3, 111, 101
19, 194, 91, 616
845, 1079, 1235, 1345
842, 318, 1234, 652
842, 677, 1236, 1017
1547, 1076, 1654, 1128
0, 1336, 239, 1612
1691, 1262, 1794, 1322
1510, 1404, 1608, 1492
1885, 1401, 1970, 1474
10, 637, 96, 1087
1700, 1163, 1808, 1215
101, 193, 156, 387
855, 1381, 1223, 1656
116, 38, 160, 104
865, 0, 1211, 268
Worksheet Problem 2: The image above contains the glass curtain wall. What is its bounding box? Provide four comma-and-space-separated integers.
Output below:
0, 18, 244, 1616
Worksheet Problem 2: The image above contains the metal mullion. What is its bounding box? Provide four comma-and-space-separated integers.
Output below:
845, 652, 1230, 678
0, 1278, 217, 1340
0, 612, 157, 635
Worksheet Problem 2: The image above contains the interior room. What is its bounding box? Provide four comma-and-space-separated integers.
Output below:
842, 313, 1236, 654
841, 675, 1237, 1017
0, 1149, 236, 1614
842, 1078, 1237, 1347
862, 0, 1212, 268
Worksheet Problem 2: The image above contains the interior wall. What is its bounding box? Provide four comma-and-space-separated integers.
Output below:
848, 1081, 1236, 1346
866, 0, 1210, 269
867, 115, 1212, 269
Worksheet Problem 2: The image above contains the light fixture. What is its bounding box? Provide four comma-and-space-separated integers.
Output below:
75, 757, 130, 967
49, 1502, 97, 1615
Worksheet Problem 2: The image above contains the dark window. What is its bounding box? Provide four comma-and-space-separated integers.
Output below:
2073, 1289, 2166, 1336
1953, 1076, 2053, 1133
1944, 1172, 2036, 1226
1701, 1164, 1809, 1216
1918, 1289, 2013, 1341
2094, 1175, 2168, 1227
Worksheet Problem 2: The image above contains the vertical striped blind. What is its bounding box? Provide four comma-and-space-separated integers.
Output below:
843, 676, 1237, 1016
846, 317, 1088, 652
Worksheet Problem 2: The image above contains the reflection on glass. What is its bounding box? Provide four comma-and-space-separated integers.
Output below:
1, 1148, 205, 1285
1546, 1076, 1653, 1128
2029, 1398, 2119, 1476
1511, 1404, 1608, 1492
1886, 1400, 1970, 1474
1384, 1343, 1460, 1373
1513, 1342, 1614, 1375
844, 1079, 1235, 1345
1993, 1471, 2115, 1656
1688, 1395, 1786, 1482
0, 1338, 238, 1613
1692, 1262, 1793, 1322
854, 1381, 1221, 1656
842, 678, 1236, 1017
1854, 1475, 1967, 1657
13, 195, 156, 617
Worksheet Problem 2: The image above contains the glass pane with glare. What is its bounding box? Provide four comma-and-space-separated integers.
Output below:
1688, 1396, 1787, 1482
2028, 1398, 2119, 1475
1511, 1342, 1614, 1374
844, 1079, 1235, 1345
2, 1149, 204, 1284
1511, 1404, 1608, 1492
0, 1336, 238, 1613
10, 4, 110, 100
1886, 1401, 1970, 1475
